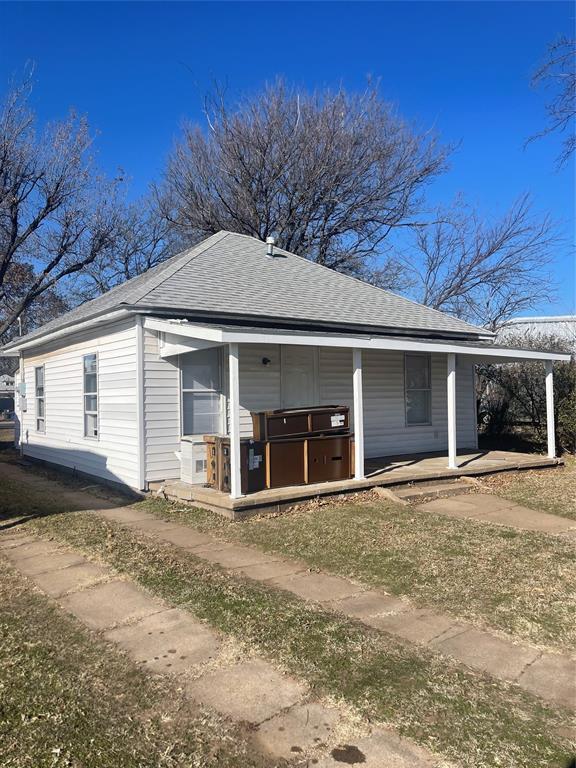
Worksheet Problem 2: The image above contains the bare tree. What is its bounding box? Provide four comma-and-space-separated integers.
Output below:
528, 36, 576, 167
72, 195, 179, 301
0, 75, 123, 339
158, 81, 448, 285
406, 195, 559, 330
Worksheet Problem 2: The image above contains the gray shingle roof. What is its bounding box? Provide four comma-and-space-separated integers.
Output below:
2, 231, 489, 350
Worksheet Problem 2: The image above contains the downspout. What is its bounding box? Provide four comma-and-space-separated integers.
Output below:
18, 351, 24, 457
135, 316, 146, 491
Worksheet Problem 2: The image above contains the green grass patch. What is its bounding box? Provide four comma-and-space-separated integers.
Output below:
0, 563, 269, 768
138, 495, 576, 654
23, 509, 574, 768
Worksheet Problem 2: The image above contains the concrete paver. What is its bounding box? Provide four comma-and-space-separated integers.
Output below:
0, 533, 36, 550
59, 579, 165, 630
151, 525, 215, 549
3, 539, 61, 561
331, 590, 409, 621
517, 653, 576, 710
13, 550, 86, 576
186, 658, 307, 723
314, 728, 439, 767
29, 561, 109, 597
105, 607, 220, 674
121, 517, 182, 535
231, 559, 306, 581
420, 494, 576, 533
431, 627, 541, 681
190, 543, 283, 569
374, 609, 463, 645
268, 570, 364, 603
97, 506, 156, 524
253, 702, 341, 759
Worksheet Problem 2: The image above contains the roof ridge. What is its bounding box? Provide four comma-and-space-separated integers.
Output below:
132, 231, 229, 304
222, 231, 489, 336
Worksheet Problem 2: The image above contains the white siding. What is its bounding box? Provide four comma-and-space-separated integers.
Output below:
20, 319, 140, 487
237, 344, 477, 457
238, 344, 282, 437
143, 329, 181, 482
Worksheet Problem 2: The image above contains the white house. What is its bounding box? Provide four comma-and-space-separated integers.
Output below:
0, 231, 569, 512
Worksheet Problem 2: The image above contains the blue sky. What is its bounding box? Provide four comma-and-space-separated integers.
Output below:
1, 1, 574, 314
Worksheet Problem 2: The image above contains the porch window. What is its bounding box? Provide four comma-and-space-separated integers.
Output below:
181, 348, 222, 435
35, 366, 45, 433
405, 353, 431, 426
83, 353, 98, 438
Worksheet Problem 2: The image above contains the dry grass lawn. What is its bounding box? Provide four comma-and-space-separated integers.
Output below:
141, 492, 576, 654
482, 456, 576, 520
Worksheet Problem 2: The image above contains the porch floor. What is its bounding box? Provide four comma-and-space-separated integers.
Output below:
150, 449, 563, 519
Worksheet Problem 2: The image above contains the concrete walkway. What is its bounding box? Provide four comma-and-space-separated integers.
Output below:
0, 529, 447, 768
94, 504, 576, 711
418, 493, 576, 535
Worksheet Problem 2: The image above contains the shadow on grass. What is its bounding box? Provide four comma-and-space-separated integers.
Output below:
0, 447, 138, 533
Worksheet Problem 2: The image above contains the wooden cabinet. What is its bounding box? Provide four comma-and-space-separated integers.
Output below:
307, 436, 351, 484
252, 406, 349, 440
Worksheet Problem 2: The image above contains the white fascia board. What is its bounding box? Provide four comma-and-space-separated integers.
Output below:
143, 318, 572, 362
0, 309, 134, 356
144, 317, 225, 343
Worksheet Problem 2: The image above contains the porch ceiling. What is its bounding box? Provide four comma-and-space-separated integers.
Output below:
144, 317, 571, 363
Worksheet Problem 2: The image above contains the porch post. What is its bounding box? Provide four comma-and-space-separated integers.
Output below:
352, 348, 365, 480
228, 342, 242, 498
545, 360, 556, 459
447, 352, 457, 469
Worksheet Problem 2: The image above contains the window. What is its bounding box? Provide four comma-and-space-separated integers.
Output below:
83, 353, 98, 438
405, 353, 432, 426
181, 348, 222, 436
35, 366, 45, 432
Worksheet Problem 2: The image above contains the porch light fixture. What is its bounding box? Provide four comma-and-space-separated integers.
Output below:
262, 357, 271, 366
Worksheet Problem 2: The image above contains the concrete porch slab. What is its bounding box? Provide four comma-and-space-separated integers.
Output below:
105, 607, 220, 674
59, 579, 166, 630
153, 450, 562, 519
185, 658, 307, 723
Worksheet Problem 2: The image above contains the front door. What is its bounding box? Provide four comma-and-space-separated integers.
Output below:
281, 346, 319, 408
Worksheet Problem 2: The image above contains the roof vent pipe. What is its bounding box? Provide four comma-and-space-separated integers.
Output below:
266, 236, 275, 257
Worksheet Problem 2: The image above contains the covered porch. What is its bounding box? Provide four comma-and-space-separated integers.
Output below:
150, 449, 562, 518
144, 317, 570, 512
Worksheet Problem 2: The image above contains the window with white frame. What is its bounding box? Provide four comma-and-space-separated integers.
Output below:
181, 348, 222, 436
35, 366, 45, 432
405, 353, 432, 426
83, 354, 98, 438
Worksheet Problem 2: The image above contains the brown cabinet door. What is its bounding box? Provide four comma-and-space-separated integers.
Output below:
309, 408, 349, 434
267, 440, 306, 488
266, 413, 310, 439
307, 437, 351, 483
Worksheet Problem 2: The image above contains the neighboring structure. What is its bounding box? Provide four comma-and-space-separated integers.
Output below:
498, 315, 576, 351
0, 231, 570, 503
0, 373, 15, 414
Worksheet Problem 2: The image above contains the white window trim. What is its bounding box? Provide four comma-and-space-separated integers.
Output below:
83, 353, 99, 440
179, 347, 225, 437
34, 365, 45, 433
404, 352, 432, 427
